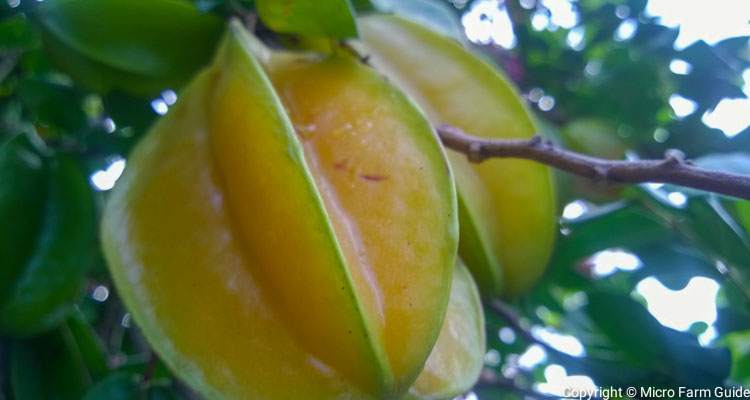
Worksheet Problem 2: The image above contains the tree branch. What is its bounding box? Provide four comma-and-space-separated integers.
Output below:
488, 300, 574, 362
437, 124, 750, 200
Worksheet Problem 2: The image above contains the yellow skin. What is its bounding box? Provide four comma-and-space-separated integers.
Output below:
102, 23, 458, 399
358, 15, 557, 297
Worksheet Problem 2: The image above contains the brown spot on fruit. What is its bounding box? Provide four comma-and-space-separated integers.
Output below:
360, 174, 388, 182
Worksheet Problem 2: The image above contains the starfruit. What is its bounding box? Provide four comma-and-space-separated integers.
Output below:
358, 15, 557, 297
101, 21, 466, 399
410, 259, 485, 400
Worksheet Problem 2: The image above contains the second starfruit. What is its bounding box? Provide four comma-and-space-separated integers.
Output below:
102, 21, 485, 399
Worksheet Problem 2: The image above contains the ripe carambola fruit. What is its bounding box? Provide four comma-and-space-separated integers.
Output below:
102, 22, 459, 399
358, 15, 557, 297
410, 259, 485, 400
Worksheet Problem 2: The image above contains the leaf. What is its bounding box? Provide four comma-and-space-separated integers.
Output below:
370, 0, 464, 42
725, 330, 750, 385
16, 79, 88, 134
561, 118, 626, 159
586, 290, 731, 387
33, 0, 224, 95
350, 0, 375, 12
0, 154, 96, 336
0, 14, 40, 51
738, 200, 750, 234
82, 372, 141, 400
549, 201, 670, 288
38, 28, 174, 97
147, 385, 185, 400
256, 0, 358, 39
633, 244, 722, 290
681, 197, 750, 280
0, 136, 46, 301
10, 326, 94, 400
66, 308, 109, 380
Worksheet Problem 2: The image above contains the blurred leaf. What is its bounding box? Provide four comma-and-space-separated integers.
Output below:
634, 244, 722, 290
0, 135, 46, 301
0, 155, 96, 336
350, 0, 375, 12
586, 290, 664, 368
0, 14, 39, 51
716, 307, 750, 336
256, 0, 358, 39
147, 386, 183, 400
10, 325, 94, 400
32, 0, 224, 95
82, 372, 141, 400
38, 29, 174, 97
681, 197, 750, 278
549, 201, 670, 288
587, 290, 731, 387
102, 91, 157, 134
371, 0, 464, 42
738, 201, 750, 234
16, 79, 88, 133
561, 118, 627, 159
66, 308, 108, 380
725, 330, 750, 385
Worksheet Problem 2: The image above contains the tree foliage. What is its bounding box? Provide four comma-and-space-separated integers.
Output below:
0, 0, 749, 398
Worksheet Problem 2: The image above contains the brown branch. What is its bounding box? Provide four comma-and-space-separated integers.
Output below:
488, 300, 573, 362
437, 124, 750, 200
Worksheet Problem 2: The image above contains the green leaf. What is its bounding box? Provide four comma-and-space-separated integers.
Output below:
561, 118, 627, 159
66, 308, 109, 380
10, 326, 94, 400
725, 330, 750, 385
587, 290, 731, 387
0, 136, 46, 301
350, 0, 375, 12
38, 29, 174, 97
33, 0, 224, 95
0, 15, 40, 51
256, 0, 358, 39
549, 201, 670, 288
16, 78, 88, 133
681, 197, 750, 281
82, 372, 142, 400
147, 385, 185, 400
634, 244, 722, 290
738, 200, 750, 234
371, 0, 463, 42
0, 154, 96, 336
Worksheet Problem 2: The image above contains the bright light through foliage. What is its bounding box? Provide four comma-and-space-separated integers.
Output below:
635, 277, 719, 332
646, 0, 750, 49
702, 97, 750, 137
90, 157, 126, 191
462, 0, 516, 48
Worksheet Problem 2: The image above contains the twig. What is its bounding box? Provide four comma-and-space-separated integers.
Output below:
488, 300, 567, 359
437, 124, 750, 200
